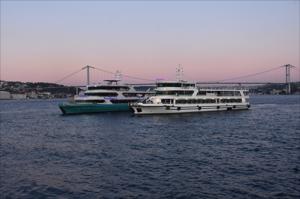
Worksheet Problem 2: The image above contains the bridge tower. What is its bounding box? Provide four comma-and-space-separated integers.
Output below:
282, 64, 295, 94
82, 65, 95, 86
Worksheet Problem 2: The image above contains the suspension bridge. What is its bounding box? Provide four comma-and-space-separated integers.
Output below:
54, 64, 299, 94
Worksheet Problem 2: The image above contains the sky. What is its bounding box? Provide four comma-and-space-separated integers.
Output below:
1, 0, 299, 85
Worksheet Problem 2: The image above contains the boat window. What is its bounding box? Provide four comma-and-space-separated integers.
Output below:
234, 91, 241, 96
232, 99, 242, 103
221, 99, 226, 103
217, 91, 236, 96
176, 99, 186, 104
201, 99, 216, 103
123, 93, 146, 97
197, 91, 206, 95
146, 99, 154, 104
156, 91, 166, 95
123, 93, 136, 97
197, 99, 204, 103
221, 98, 241, 103
87, 86, 102, 90
186, 91, 192, 95
85, 92, 118, 97
161, 99, 172, 104
227, 91, 235, 96
157, 83, 182, 87
243, 91, 249, 96
182, 83, 195, 87
209, 99, 216, 103
203, 91, 216, 96
156, 82, 196, 88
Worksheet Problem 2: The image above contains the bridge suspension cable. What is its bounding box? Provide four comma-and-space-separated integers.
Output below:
92, 66, 155, 82
216, 65, 282, 82
53, 64, 298, 85
53, 65, 155, 85
54, 68, 84, 84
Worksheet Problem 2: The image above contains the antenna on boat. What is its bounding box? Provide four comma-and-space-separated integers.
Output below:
115, 70, 122, 82
176, 64, 184, 82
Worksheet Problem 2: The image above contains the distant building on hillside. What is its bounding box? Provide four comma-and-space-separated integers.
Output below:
27, 91, 38, 99
270, 89, 283, 95
11, 93, 26, 100
0, 91, 11, 99
38, 92, 52, 99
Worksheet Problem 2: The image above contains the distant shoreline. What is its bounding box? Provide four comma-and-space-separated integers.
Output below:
0, 94, 299, 102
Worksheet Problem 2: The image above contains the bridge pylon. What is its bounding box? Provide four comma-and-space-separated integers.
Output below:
82, 65, 95, 86
282, 64, 295, 94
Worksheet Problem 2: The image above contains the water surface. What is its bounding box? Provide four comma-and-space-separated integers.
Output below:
0, 95, 299, 198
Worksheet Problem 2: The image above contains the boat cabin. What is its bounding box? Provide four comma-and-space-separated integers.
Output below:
87, 80, 130, 91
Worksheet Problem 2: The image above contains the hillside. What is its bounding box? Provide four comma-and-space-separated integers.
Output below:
0, 81, 77, 98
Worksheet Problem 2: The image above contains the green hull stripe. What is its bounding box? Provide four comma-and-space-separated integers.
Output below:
59, 103, 130, 114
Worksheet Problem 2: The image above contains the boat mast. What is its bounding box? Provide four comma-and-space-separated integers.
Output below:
176, 64, 183, 82
115, 70, 122, 84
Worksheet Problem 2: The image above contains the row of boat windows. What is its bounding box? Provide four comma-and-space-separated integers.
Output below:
220, 99, 242, 103
156, 91, 194, 96
85, 92, 119, 97
87, 86, 130, 91
161, 98, 243, 104
156, 83, 196, 88
156, 90, 243, 96
175, 99, 216, 104
76, 99, 138, 104
198, 91, 242, 96
76, 98, 243, 104
85, 92, 147, 97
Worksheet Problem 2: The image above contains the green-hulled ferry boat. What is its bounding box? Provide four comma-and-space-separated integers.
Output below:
59, 80, 153, 115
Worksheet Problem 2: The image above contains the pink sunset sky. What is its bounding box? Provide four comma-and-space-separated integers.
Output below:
1, 1, 299, 85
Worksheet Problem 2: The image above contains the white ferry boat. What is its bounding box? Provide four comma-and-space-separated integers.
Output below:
131, 81, 250, 115
59, 80, 154, 114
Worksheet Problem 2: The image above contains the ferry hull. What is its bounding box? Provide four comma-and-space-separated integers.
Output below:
59, 103, 130, 115
131, 104, 250, 115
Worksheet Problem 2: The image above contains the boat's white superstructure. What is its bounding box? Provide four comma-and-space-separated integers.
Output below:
74, 80, 152, 104
131, 81, 250, 115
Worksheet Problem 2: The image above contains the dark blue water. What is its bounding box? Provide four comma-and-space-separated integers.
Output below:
1, 95, 299, 198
